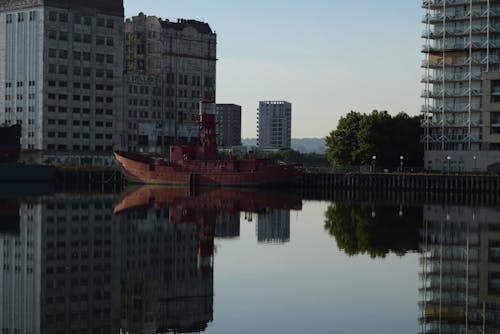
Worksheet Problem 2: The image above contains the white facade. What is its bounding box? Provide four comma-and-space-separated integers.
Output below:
257, 101, 291, 150
0, 0, 125, 165
0, 7, 44, 150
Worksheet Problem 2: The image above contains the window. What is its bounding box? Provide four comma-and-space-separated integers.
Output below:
48, 30, 57, 40
59, 31, 68, 41
96, 53, 104, 63
49, 12, 57, 21
96, 36, 104, 45
83, 34, 91, 43
97, 18, 105, 27
83, 16, 91, 26
106, 19, 114, 29
106, 55, 114, 64
59, 13, 68, 22
73, 33, 81, 43
48, 48, 56, 58
73, 51, 81, 60
6, 14, 12, 24
59, 50, 67, 59
106, 37, 114, 46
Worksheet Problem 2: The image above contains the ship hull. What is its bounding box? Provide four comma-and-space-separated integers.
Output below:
114, 151, 302, 187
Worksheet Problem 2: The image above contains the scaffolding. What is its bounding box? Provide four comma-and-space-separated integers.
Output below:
422, 0, 497, 152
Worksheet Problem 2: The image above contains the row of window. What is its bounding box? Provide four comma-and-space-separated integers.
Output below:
4, 81, 36, 88
48, 64, 115, 78
46, 144, 113, 151
4, 107, 35, 113
5, 11, 36, 23
128, 85, 161, 95
165, 73, 213, 87
48, 12, 115, 29
48, 30, 114, 46
47, 106, 114, 115
48, 133, 113, 141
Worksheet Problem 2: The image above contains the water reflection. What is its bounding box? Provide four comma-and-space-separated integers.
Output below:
0, 187, 302, 333
324, 202, 422, 258
420, 205, 500, 334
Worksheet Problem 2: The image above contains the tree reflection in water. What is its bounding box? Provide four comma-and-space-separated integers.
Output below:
324, 202, 422, 258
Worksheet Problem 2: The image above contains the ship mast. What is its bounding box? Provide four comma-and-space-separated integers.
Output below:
197, 98, 217, 160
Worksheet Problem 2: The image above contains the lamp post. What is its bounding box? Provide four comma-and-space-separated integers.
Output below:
371, 155, 376, 173
400, 155, 404, 173
473, 155, 477, 171
447, 155, 451, 172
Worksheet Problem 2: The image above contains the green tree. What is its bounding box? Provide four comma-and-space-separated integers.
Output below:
325, 110, 423, 168
325, 111, 363, 165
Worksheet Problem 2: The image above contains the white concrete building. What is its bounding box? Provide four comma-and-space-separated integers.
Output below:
0, 0, 124, 165
422, 0, 500, 171
257, 101, 291, 150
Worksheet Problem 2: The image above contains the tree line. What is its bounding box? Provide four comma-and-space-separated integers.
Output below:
325, 110, 423, 169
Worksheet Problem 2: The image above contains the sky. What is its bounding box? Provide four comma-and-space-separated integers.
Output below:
124, 0, 423, 139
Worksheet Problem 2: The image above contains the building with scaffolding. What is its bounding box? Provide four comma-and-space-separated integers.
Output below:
419, 205, 500, 334
422, 0, 500, 171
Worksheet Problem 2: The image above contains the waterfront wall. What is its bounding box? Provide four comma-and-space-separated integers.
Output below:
302, 172, 500, 193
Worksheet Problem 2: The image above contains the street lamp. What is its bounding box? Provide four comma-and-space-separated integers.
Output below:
400, 155, 404, 173
446, 155, 451, 172
473, 155, 477, 171
371, 155, 376, 173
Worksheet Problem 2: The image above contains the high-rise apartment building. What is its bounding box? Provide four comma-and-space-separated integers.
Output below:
215, 104, 241, 148
124, 14, 217, 154
0, 0, 124, 165
422, 0, 500, 171
257, 101, 291, 150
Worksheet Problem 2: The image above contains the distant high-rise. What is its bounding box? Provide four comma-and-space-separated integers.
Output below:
123, 14, 217, 154
257, 101, 291, 149
0, 0, 125, 165
422, 0, 500, 171
216, 104, 241, 148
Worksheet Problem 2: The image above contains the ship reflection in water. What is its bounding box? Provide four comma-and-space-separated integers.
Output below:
0, 187, 302, 334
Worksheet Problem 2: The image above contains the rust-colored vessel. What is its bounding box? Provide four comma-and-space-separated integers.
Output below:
114, 100, 302, 187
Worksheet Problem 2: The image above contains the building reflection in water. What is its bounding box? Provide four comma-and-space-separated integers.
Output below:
420, 205, 500, 334
257, 209, 290, 244
0, 186, 302, 333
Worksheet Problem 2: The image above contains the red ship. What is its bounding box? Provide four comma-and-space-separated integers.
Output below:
0, 124, 21, 163
114, 100, 302, 187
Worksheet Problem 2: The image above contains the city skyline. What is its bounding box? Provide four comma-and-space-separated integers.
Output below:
124, 0, 422, 138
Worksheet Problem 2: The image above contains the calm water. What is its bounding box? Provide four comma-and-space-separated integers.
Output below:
1, 186, 497, 333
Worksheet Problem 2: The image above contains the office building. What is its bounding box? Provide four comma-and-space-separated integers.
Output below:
257, 101, 291, 150
216, 104, 241, 148
124, 14, 217, 154
422, 1, 500, 171
0, 0, 125, 165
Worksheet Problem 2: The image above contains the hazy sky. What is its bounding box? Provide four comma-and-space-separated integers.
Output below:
124, 0, 423, 138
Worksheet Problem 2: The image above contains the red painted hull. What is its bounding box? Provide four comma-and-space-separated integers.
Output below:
114, 151, 303, 187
